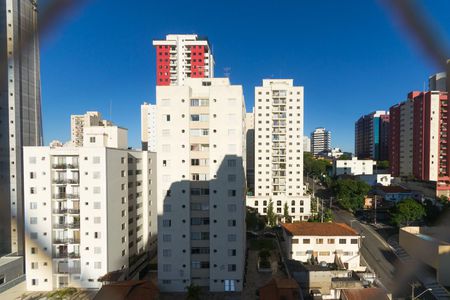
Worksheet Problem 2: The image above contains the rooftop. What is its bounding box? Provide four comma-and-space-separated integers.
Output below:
340, 288, 390, 300
281, 222, 358, 236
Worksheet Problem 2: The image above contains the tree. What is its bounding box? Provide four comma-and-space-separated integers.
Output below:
390, 198, 426, 227
267, 200, 277, 226
283, 202, 291, 223
186, 283, 201, 300
333, 179, 371, 212
338, 153, 352, 160
376, 160, 389, 170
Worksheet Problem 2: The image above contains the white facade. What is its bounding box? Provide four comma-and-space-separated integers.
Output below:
282, 223, 362, 271
247, 79, 311, 222
317, 147, 343, 159
311, 127, 331, 156
141, 103, 157, 151
153, 34, 214, 86
358, 173, 392, 186
303, 136, 311, 153
70, 112, 113, 147
245, 111, 255, 192
23, 125, 156, 291
333, 157, 375, 176
156, 78, 246, 292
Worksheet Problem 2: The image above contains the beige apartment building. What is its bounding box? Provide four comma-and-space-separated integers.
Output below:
156, 78, 246, 292
246, 79, 311, 221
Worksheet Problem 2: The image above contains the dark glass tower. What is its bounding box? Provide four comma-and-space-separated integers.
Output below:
0, 0, 42, 255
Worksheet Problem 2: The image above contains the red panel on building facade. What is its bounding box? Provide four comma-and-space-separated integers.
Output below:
156, 45, 171, 86
190, 45, 206, 79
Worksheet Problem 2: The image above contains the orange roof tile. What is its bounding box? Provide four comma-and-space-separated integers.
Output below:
341, 288, 390, 300
281, 222, 358, 236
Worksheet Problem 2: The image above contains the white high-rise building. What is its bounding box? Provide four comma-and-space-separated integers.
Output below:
311, 127, 331, 156
303, 136, 311, 153
246, 79, 311, 221
23, 121, 157, 291
153, 34, 214, 86
70, 112, 112, 147
156, 78, 246, 292
141, 103, 157, 151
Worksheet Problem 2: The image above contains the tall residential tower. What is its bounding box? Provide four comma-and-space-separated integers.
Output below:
156, 78, 246, 292
354, 111, 390, 161
246, 79, 311, 221
0, 0, 43, 255
311, 127, 331, 156
152, 34, 214, 86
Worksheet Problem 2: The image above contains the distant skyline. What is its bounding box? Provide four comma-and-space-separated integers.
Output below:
40, 0, 450, 152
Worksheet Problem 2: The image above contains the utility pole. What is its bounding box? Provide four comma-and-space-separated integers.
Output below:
374, 195, 377, 225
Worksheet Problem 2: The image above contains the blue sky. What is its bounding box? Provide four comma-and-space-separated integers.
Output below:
40, 0, 450, 152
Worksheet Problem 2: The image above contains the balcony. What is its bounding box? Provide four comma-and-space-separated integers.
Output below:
67, 208, 80, 214
67, 194, 79, 199
67, 164, 79, 169
53, 208, 68, 214
53, 238, 80, 244
52, 179, 79, 185
69, 252, 81, 259
52, 164, 67, 170
66, 222, 80, 229
53, 194, 67, 200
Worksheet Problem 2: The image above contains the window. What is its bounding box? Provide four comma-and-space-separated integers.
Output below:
93, 186, 101, 194
228, 234, 236, 242
316, 238, 323, 244
162, 234, 171, 242
292, 239, 299, 244
163, 249, 172, 257
327, 238, 335, 244
228, 204, 237, 212
30, 172, 36, 179
351, 239, 358, 244
90, 137, 96, 143
227, 219, 236, 227
29, 157, 36, 164
30, 187, 36, 194
94, 232, 101, 239
228, 249, 237, 256
94, 202, 101, 209
94, 217, 101, 224
30, 232, 38, 239
228, 264, 236, 272
31, 247, 37, 254
227, 159, 236, 167
94, 262, 102, 269
163, 114, 171, 122
303, 239, 310, 244
225, 280, 236, 292
93, 156, 100, 164
163, 264, 171, 272
30, 202, 37, 209
30, 217, 37, 224
339, 239, 347, 244
31, 279, 38, 286
31, 262, 38, 269
228, 190, 236, 197
94, 247, 102, 254
228, 174, 236, 182
163, 219, 172, 227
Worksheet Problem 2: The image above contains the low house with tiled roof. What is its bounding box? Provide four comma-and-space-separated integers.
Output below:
258, 278, 302, 300
281, 222, 363, 271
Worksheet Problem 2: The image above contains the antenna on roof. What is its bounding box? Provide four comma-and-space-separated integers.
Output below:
224, 67, 231, 78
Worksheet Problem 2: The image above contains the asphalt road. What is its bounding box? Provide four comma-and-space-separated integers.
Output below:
331, 206, 409, 297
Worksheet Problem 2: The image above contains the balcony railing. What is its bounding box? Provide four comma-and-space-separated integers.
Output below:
53, 208, 67, 214
56, 267, 81, 274
53, 194, 67, 200
69, 252, 81, 259
53, 223, 80, 229
67, 209, 80, 214
67, 164, 79, 169
67, 194, 79, 199
52, 179, 79, 184
52, 164, 67, 169
53, 252, 81, 259
53, 238, 80, 244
